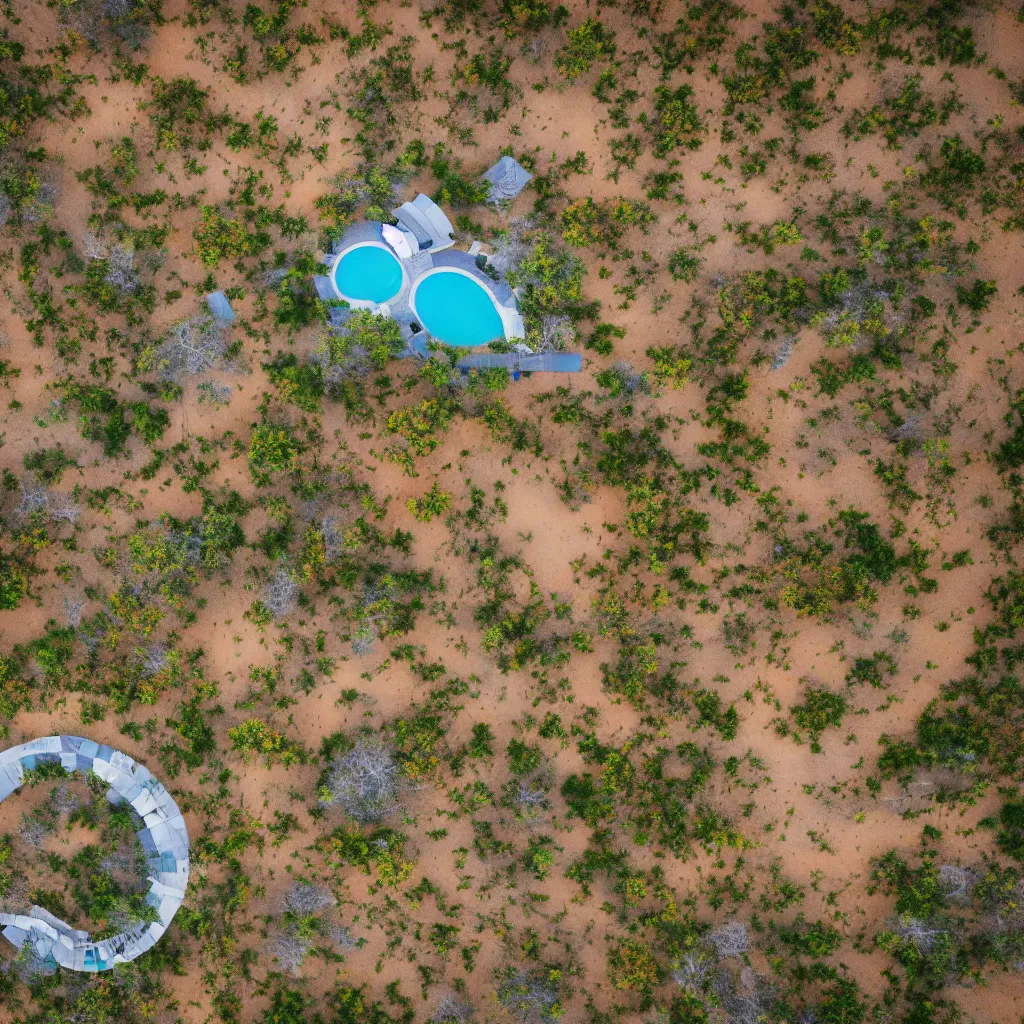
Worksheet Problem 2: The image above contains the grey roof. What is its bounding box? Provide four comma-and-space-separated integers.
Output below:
391, 194, 455, 253
205, 291, 235, 323
0, 736, 189, 972
456, 352, 582, 373
482, 156, 533, 204
396, 206, 432, 248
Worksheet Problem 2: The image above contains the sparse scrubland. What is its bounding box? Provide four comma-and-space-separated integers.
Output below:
1, 0, 1024, 1021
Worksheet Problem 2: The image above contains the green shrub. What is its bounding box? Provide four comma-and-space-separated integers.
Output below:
955, 279, 997, 313
23, 445, 78, 485
248, 423, 302, 484
507, 738, 543, 775
554, 18, 616, 79
228, 717, 305, 766
499, 0, 568, 37
431, 148, 490, 206
144, 76, 228, 151
406, 482, 453, 523
318, 310, 405, 370
667, 246, 704, 283
193, 206, 267, 267
997, 800, 1024, 860
787, 687, 849, 750
648, 84, 706, 155
0, 551, 30, 610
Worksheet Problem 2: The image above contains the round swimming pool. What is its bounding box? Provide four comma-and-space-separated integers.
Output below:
411, 270, 505, 348
333, 243, 404, 304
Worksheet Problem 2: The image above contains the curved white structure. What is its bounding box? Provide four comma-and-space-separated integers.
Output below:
0, 736, 189, 972
390, 193, 455, 254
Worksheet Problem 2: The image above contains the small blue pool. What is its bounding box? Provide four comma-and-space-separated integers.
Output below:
333, 243, 404, 303
412, 271, 505, 348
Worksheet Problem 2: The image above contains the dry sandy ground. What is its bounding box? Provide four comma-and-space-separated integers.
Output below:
1, 0, 1024, 1021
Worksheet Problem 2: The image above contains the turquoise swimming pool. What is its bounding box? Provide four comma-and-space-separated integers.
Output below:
333, 243, 404, 303
412, 271, 505, 348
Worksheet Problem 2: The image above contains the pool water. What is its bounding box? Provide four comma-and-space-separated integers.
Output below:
413, 271, 505, 347
334, 244, 404, 303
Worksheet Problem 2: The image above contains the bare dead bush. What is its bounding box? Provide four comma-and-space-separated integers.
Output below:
104, 244, 140, 294
137, 642, 169, 678
524, 35, 547, 64
321, 517, 344, 562
349, 582, 393, 656
100, 851, 137, 879
672, 949, 714, 993
264, 569, 300, 620
48, 783, 81, 817
83, 232, 109, 261
65, 0, 156, 48
63, 595, 85, 629
15, 477, 49, 519
515, 781, 549, 810
351, 624, 376, 657
103, 0, 154, 44
715, 966, 774, 1024
889, 417, 920, 444
540, 315, 574, 351
608, 361, 651, 398
78, 604, 116, 654
496, 969, 561, 1024
299, 494, 329, 522
197, 381, 232, 408
12, 944, 57, 983
47, 492, 80, 524
283, 882, 335, 915
432, 994, 473, 1022
329, 350, 375, 385
270, 932, 311, 975
556, 462, 595, 511
103, 909, 142, 937
938, 864, 979, 906
771, 335, 797, 370
159, 315, 226, 379
709, 920, 750, 959
330, 924, 358, 948
508, 778, 552, 825
489, 219, 533, 277
19, 818, 50, 849
892, 917, 948, 953
321, 737, 403, 823
16, 477, 80, 526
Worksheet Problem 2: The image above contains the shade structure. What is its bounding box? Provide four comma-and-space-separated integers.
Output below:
205, 290, 235, 322
390, 194, 455, 253
482, 156, 533, 204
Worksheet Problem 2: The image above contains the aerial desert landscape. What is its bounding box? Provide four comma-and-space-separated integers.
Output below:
1, 0, 1024, 1021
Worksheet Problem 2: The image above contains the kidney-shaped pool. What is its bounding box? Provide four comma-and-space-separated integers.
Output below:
411, 269, 506, 348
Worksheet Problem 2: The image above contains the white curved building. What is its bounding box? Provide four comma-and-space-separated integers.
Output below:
0, 735, 189, 972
